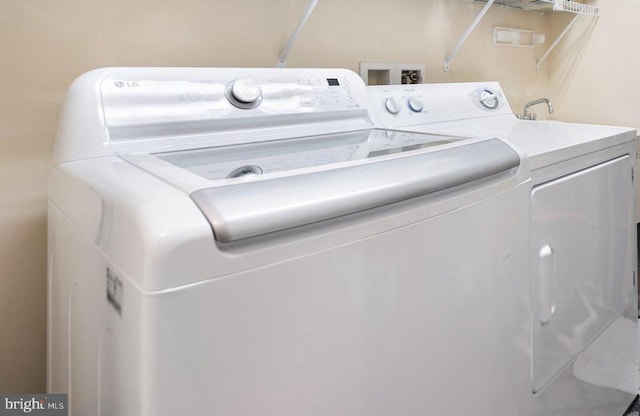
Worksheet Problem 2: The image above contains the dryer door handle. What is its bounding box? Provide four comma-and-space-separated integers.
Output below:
538, 244, 555, 325
190, 138, 521, 243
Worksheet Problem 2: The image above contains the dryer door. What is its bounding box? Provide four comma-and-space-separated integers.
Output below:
531, 155, 636, 393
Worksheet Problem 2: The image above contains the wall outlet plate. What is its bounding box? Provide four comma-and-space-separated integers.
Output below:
360, 63, 425, 85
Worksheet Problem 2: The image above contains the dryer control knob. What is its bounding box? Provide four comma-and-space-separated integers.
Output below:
227, 79, 263, 108
477, 88, 500, 110
407, 97, 424, 113
384, 97, 400, 115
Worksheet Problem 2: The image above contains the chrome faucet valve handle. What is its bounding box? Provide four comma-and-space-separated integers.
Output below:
523, 98, 554, 120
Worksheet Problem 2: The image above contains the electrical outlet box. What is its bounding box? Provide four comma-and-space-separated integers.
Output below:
359, 62, 393, 85
360, 63, 425, 85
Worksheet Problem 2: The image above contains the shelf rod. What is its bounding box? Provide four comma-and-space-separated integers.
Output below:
277, 0, 319, 68
536, 12, 581, 72
444, 0, 495, 72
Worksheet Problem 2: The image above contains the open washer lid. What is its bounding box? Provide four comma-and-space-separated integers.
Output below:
121, 128, 522, 242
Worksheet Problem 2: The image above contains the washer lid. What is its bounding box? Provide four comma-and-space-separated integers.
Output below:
154, 129, 464, 181
121, 129, 522, 242
120, 128, 468, 192
191, 138, 520, 242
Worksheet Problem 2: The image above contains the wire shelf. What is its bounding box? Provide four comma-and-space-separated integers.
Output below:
552, 0, 598, 16
448, 0, 599, 71
473, 0, 599, 16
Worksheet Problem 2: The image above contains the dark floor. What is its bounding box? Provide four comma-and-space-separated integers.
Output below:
625, 395, 640, 415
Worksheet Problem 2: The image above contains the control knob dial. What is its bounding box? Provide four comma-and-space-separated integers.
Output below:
226, 79, 263, 109
384, 97, 401, 115
477, 88, 500, 110
407, 97, 424, 113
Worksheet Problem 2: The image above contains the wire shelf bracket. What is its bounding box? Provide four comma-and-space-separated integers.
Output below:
277, 0, 319, 68
536, 1, 599, 72
445, 0, 599, 72
445, 0, 495, 72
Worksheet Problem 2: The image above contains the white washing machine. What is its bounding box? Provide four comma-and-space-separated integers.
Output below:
369, 82, 639, 416
48, 68, 532, 415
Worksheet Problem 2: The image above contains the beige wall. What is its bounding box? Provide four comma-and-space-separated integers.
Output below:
549, 0, 640, 128
290, 0, 554, 112
0, 0, 613, 392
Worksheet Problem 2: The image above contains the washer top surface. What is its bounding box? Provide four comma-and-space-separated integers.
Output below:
406, 115, 635, 171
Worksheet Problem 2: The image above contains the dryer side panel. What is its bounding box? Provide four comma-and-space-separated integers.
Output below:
531, 155, 637, 398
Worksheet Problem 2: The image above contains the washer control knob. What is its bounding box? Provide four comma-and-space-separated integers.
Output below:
477, 88, 500, 110
227, 165, 263, 179
384, 97, 400, 115
226, 79, 263, 109
407, 97, 424, 113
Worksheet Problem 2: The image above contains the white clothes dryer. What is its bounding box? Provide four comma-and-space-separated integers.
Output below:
48, 68, 532, 415
369, 82, 639, 416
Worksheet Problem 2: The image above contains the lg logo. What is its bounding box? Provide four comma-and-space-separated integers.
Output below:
114, 81, 139, 88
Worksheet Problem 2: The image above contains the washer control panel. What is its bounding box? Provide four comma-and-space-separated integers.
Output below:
380, 95, 426, 115
368, 82, 513, 128
98, 68, 372, 146
368, 86, 430, 127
